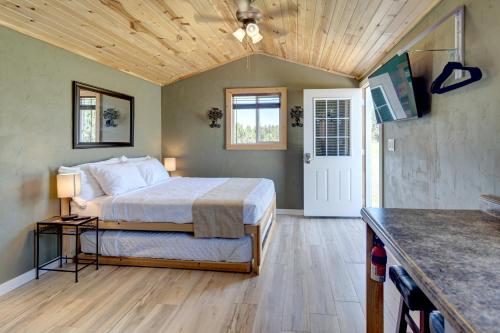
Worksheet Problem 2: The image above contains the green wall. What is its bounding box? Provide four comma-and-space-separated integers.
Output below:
162, 54, 357, 209
0, 27, 161, 285
369, 0, 500, 208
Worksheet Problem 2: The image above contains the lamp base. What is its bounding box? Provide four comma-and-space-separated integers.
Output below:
61, 214, 78, 221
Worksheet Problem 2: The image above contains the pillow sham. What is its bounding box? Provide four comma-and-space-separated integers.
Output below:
89, 163, 147, 196
58, 157, 121, 202
120, 155, 151, 163
134, 158, 169, 185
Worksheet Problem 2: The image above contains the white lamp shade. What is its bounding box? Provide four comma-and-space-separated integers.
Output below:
246, 23, 259, 37
232, 28, 246, 42
164, 158, 177, 172
57, 173, 81, 198
251, 33, 263, 44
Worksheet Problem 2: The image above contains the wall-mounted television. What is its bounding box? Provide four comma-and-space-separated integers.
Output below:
368, 53, 422, 124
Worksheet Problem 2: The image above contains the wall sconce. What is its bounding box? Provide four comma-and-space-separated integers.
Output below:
208, 107, 223, 128
290, 106, 303, 127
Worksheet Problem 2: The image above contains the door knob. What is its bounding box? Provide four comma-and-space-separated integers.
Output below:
304, 153, 312, 164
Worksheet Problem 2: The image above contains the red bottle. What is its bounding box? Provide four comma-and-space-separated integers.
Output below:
370, 238, 387, 283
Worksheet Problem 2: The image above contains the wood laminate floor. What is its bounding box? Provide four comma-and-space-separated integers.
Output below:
0, 216, 403, 333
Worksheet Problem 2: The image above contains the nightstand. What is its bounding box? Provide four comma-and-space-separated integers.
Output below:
35, 216, 98, 283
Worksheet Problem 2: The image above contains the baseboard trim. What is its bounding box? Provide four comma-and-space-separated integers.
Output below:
276, 209, 304, 216
0, 260, 67, 296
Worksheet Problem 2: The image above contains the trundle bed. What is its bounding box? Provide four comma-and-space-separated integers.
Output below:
60, 167, 276, 275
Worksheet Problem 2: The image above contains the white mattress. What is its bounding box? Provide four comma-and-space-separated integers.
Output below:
72, 177, 275, 225
80, 230, 252, 263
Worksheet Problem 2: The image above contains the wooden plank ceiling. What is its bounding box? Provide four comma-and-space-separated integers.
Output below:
0, 0, 441, 85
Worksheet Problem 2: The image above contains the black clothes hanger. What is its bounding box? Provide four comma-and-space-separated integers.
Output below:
430, 62, 482, 94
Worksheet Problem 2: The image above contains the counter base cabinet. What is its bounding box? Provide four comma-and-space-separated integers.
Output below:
362, 207, 500, 333
365, 224, 384, 333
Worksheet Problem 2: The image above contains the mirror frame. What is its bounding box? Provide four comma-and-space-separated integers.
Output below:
72, 81, 134, 149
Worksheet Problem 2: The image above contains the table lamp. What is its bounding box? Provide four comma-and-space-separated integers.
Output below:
57, 173, 81, 220
164, 158, 176, 173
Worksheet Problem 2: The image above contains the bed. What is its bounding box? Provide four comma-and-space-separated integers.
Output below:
60, 159, 276, 274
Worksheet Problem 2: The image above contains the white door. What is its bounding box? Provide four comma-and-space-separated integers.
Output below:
304, 89, 362, 217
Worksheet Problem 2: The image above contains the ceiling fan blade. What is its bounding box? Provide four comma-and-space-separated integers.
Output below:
194, 14, 228, 23
261, 7, 283, 18
259, 3, 298, 19
234, 0, 252, 12
259, 22, 289, 37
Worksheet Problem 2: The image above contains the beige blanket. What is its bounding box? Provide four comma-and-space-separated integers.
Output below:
193, 178, 261, 238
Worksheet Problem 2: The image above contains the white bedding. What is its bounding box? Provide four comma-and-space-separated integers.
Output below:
80, 230, 252, 263
71, 177, 275, 225
71, 196, 108, 217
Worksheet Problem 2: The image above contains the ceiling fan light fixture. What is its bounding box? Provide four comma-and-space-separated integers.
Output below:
251, 32, 263, 44
245, 23, 259, 37
232, 28, 246, 42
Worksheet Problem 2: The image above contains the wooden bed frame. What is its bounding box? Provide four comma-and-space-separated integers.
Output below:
62, 196, 277, 275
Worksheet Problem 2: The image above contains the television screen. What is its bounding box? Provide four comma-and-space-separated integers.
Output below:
368, 53, 419, 124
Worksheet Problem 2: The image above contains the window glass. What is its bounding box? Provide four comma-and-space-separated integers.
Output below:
79, 97, 97, 143
314, 98, 351, 157
234, 108, 257, 144
226, 88, 287, 150
258, 108, 280, 142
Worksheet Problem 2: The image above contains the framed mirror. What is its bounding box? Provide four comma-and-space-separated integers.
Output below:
73, 81, 134, 149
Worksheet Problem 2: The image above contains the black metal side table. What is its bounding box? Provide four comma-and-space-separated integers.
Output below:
36, 216, 98, 283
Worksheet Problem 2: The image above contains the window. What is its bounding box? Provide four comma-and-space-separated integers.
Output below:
371, 85, 395, 123
226, 87, 287, 150
79, 96, 98, 143
314, 98, 351, 156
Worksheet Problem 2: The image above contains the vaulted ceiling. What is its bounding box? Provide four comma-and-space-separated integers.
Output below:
0, 0, 441, 85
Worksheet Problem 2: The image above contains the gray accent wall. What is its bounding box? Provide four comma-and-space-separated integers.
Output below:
0, 27, 161, 284
371, 0, 500, 209
162, 54, 357, 209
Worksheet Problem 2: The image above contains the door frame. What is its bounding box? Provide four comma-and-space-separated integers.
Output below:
361, 81, 384, 208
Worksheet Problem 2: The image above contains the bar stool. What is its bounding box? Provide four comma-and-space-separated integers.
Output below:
429, 311, 445, 333
389, 265, 435, 333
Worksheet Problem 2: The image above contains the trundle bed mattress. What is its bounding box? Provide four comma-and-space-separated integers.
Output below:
80, 230, 252, 263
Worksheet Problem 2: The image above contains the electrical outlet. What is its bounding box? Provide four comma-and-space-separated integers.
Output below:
388, 139, 395, 152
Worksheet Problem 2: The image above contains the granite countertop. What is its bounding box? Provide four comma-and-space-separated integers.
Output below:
361, 208, 500, 333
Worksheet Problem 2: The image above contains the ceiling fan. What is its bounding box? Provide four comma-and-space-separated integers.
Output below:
195, 0, 286, 44
232, 0, 264, 44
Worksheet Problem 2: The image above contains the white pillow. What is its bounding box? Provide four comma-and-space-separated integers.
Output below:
120, 155, 151, 163
58, 157, 121, 202
135, 159, 169, 185
89, 163, 147, 196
